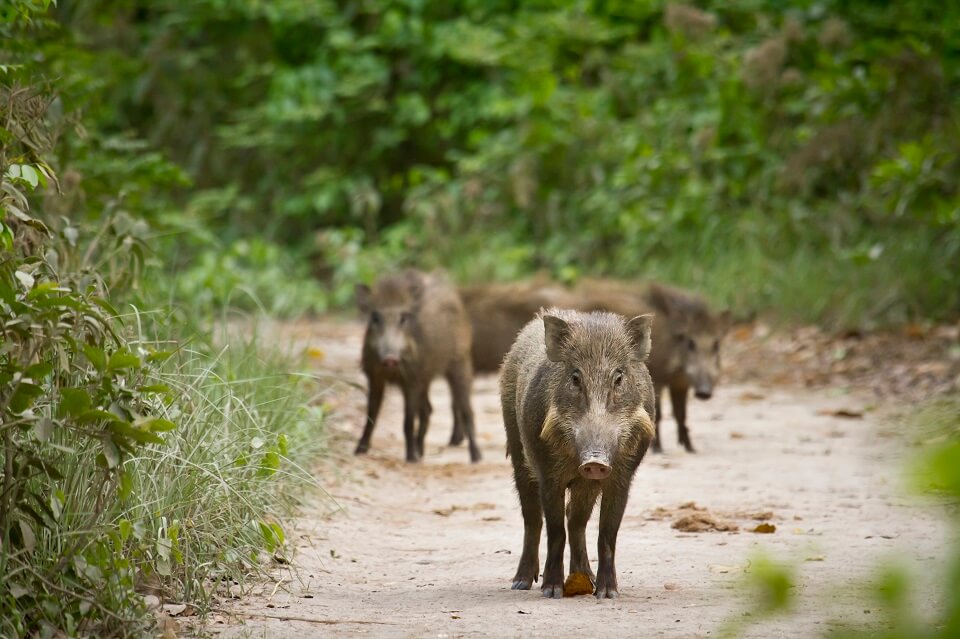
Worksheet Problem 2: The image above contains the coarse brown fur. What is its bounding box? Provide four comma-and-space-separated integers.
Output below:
500, 308, 655, 599
355, 269, 481, 463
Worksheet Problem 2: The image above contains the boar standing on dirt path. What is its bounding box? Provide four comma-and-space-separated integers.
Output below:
641, 283, 731, 453
355, 269, 481, 463
500, 309, 656, 598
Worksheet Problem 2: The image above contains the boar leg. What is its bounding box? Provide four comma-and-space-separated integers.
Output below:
402, 383, 423, 463
540, 483, 567, 598
355, 374, 385, 455
505, 405, 541, 589
415, 391, 432, 458
448, 386, 465, 447
670, 384, 695, 453
651, 385, 664, 453
567, 480, 601, 583
447, 365, 482, 463
595, 486, 630, 599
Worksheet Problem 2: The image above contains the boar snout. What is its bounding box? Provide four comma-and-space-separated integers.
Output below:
694, 386, 712, 400
579, 455, 612, 480
380, 354, 401, 369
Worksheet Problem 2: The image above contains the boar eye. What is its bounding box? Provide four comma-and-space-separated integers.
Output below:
613, 369, 624, 387
399, 311, 413, 326
712, 340, 719, 353
571, 369, 582, 388
370, 311, 382, 325
687, 338, 696, 352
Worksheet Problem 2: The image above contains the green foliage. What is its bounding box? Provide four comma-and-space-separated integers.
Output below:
171, 237, 329, 316
1, 7, 329, 634
40, 0, 960, 325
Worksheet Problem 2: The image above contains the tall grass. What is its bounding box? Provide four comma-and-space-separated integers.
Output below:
2, 311, 330, 637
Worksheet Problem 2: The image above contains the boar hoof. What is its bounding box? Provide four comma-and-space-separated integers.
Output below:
681, 440, 696, 454
405, 451, 421, 463
594, 587, 620, 599
511, 579, 533, 590
651, 440, 662, 454
448, 432, 464, 447
354, 442, 369, 455
541, 583, 563, 599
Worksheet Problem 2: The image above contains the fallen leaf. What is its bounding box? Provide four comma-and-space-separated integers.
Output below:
306, 346, 325, 360
517, 609, 531, 615
752, 523, 776, 534
663, 582, 680, 591
748, 511, 774, 521
739, 391, 766, 401
451, 615, 461, 620
805, 555, 825, 562
730, 431, 746, 439
482, 516, 502, 522
563, 572, 594, 597
672, 513, 738, 533
816, 408, 863, 419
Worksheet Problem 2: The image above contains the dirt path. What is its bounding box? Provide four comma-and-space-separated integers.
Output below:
213, 319, 950, 638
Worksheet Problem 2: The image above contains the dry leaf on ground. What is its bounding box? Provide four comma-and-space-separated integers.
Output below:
752, 523, 776, 533
673, 513, 739, 533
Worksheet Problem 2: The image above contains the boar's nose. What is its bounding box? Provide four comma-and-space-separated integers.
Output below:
579, 459, 612, 481
694, 388, 712, 400
381, 355, 400, 369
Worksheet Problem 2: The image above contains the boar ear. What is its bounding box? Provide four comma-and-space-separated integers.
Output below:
542, 315, 571, 363
355, 284, 372, 313
627, 314, 654, 360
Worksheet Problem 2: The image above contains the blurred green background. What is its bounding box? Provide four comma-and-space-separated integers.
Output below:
12, 0, 960, 325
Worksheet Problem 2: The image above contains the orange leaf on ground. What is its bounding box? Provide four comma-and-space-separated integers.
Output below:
752, 523, 776, 533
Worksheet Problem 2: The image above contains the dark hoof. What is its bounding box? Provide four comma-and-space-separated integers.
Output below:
449, 433, 465, 447
469, 446, 482, 463
541, 583, 563, 599
594, 587, 620, 599
651, 441, 662, 454
681, 441, 697, 454
511, 579, 532, 590
354, 442, 369, 455
405, 451, 421, 463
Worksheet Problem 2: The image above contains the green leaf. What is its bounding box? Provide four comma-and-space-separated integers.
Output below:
79, 408, 121, 424
134, 417, 176, 432
107, 349, 141, 371
25, 361, 53, 380
59, 388, 92, 417
118, 519, 133, 541
82, 344, 106, 372
19, 165, 39, 188
90, 296, 119, 317
146, 351, 175, 364
138, 384, 171, 394
257, 450, 281, 477
10, 382, 43, 413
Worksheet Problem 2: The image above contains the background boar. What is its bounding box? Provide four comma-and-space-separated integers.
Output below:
500, 309, 655, 599
460, 277, 579, 373
575, 279, 732, 453
355, 269, 481, 463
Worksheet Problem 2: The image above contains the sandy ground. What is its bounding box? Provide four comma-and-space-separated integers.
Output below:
210, 318, 951, 639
